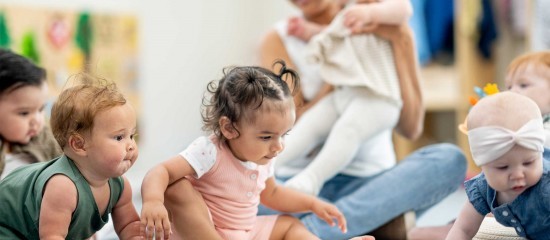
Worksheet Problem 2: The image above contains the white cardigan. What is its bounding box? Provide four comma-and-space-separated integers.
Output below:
308, 11, 402, 106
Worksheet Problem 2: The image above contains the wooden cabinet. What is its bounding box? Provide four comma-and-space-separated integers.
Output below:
393, 0, 499, 176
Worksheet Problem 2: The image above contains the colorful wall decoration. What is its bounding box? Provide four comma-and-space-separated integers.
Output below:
0, 4, 139, 111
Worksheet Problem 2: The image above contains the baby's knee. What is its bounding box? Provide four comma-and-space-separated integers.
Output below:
272, 215, 311, 239
165, 178, 201, 205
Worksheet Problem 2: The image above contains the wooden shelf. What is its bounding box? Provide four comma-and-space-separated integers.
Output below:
394, 1, 498, 176
420, 64, 460, 112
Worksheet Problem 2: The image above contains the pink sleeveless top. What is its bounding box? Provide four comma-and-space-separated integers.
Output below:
182, 135, 273, 230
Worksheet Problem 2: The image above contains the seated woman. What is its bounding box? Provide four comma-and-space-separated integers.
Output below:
257, 0, 467, 239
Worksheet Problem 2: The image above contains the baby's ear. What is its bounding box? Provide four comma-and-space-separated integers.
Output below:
219, 116, 238, 139
68, 134, 87, 156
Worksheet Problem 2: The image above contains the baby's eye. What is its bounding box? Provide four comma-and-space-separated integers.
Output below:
497, 166, 508, 170
523, 161, 533, 166
520, 83, 529, 88
130, 133, 138, 140
260, 136, 271, 141
115, 135, 124, 141
18, 111, 30, 116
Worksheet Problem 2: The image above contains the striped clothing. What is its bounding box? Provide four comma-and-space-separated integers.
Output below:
308, 11, 402, 105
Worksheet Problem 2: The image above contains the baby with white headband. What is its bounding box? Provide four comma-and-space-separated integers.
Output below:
446, 92, 550, 240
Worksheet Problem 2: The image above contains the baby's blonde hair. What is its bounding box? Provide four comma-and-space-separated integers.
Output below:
506, 51, 550, 83
50, 73, 126, 148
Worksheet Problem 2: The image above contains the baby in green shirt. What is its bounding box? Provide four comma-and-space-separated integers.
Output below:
0, 74, 143, 239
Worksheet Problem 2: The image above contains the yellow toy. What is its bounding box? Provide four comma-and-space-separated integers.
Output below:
458, 83, 500, 134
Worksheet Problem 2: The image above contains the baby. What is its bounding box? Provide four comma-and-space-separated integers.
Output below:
446, 92, 550, 239
0, 75, 142, 239
140, 61, 368, 240
505, 50, 550, 147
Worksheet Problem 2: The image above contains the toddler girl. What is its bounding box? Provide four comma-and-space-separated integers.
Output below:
140, 61, 368, 240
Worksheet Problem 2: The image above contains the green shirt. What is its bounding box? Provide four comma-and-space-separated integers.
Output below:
0, 155, 124, 239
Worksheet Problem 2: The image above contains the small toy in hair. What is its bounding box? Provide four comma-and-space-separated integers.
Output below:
458, 83, 500, 134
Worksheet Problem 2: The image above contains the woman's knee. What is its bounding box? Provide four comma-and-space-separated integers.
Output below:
413, 143, 467, 180
438, 143, 467, 171
428, 143, 467, 182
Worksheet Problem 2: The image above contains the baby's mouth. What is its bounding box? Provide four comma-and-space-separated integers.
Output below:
512, 185, 525, 192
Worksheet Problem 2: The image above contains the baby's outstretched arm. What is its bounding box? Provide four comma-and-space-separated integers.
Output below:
141, 155, 197, 239
112, 176, 144, 240
39, 175, 77, 239
260, 177, 347, 233
344, 0, 412, 34
446, 201, 484, 240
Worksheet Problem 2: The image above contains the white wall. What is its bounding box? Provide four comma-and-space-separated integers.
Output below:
0, 0, 296, 179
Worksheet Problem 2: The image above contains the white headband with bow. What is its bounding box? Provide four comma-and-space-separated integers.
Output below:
468, 118, 545, 166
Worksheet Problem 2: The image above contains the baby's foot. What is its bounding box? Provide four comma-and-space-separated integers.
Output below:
284, 171, 321, 196
287, 16, 324, 42
350, 236, 375, 240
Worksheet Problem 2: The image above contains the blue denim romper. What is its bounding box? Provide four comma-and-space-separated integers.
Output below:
465, 153, 550, 239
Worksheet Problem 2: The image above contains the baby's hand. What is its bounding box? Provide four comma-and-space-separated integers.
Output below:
141, 201, 171, 240
311, 199, 347, 233
287, 16, 323, 42
343, 5, 378, 34
118, 221, 146, 240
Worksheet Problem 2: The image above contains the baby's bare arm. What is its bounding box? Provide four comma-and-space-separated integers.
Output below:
141, 155, 197, 239
39, 175, 77, 239
260, 177, 347, 233
446, 201, 484, 240
344, 0, 412, 31
112, 176, 144, 240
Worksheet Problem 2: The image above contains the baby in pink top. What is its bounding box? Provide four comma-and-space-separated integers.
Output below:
141, 61, 373, 240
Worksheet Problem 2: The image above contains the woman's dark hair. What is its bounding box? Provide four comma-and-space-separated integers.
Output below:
202, 60, 300, 141
0, 48, 46, 95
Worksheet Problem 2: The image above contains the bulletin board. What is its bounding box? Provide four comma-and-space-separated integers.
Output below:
0, 4, 140, 111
